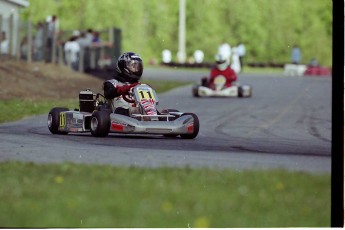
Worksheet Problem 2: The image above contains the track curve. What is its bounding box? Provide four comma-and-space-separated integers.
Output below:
0, 69, 331, 173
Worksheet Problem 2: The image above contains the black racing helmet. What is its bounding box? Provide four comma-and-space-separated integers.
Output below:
115, 52, 143, 83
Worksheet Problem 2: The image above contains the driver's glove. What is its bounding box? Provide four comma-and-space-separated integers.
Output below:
116, 82, 139, 95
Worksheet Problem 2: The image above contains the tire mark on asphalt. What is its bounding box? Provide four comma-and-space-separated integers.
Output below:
243, 79, 319, 138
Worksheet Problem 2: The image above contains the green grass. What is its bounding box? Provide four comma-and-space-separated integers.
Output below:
242, 66, 283, 73
0, 80, 191, 123
142, 79, 192, 93
0, 161, 330, 228
0, 99, 79, 123
0, 77, 330, 228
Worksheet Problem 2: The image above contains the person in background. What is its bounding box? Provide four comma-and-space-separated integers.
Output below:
86, 28, 94, 43
0, 31, 9, 55
217, 42, 231, 65
231, 47, 241, 74
103, 52, 143, 116
290, 44, 301, 64
92, 31, 101, 44
202, 53, 237, 89
236, 42, 246, 71
20, 36, 30, 59
193, 50, 204, 64
64, 35, 80, 71
309, 58, 319, 67
46, 15, 59, 62
77, 31, 92, 50
34, 22, 44, 61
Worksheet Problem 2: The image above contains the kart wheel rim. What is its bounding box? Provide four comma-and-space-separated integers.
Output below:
47, 114, 52, 128
91, 117, 98, 131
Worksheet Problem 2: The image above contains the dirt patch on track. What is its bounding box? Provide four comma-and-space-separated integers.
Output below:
0, 58, 105, 100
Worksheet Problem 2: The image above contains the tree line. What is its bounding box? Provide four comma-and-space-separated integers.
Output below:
22, 0, 332, 66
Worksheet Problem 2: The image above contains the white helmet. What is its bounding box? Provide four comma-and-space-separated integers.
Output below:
215, 53, 228, 71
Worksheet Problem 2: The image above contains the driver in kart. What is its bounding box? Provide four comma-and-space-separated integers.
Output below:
103, 52, 143, 115
202, 53, 237, 89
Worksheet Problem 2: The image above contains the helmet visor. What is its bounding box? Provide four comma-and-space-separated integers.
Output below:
216, 60, 226, 64
127, 60, 142, 75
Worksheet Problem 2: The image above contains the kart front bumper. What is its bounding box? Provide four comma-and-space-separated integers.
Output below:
109, 113, 195, 135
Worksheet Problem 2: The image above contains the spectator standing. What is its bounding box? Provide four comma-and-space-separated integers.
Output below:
193, 50, 204, 64
86, 29, 94, 43
217, 42, 231, 64
64, 35, 80, 71
162, 49, 172, 63
290, 45, 301, 64
92, 31, 101, 44
34, 22, 44, 61
236, 42, 246, 71
231, 47, 241, 74
309, 58, 319, 67
46, 15, 59, 62
0, 31, 9, 55
20, 36, 30, 59
77, 32, 91, 49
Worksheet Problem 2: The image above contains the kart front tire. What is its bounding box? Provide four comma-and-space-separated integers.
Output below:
180, 113, 199, 139
48, 107, 69, 135
91, 110, 110, 137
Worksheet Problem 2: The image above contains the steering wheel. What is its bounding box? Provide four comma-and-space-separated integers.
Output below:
122, 94, 135, 103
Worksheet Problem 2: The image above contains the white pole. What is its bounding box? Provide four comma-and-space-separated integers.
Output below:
178, 0, 186, 63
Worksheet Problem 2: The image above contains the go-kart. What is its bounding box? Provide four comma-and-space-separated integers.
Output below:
48, 83, 199, 139
192, 75, 252, 98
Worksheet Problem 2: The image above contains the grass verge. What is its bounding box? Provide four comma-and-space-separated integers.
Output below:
0, 80, 191, 123
0, 161, 330, 228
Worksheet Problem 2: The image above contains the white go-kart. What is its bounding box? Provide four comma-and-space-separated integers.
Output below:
192, 75, 252, 98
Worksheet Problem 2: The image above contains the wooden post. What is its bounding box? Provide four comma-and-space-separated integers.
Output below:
78, 48, 84, 72
15, 15, 21, 60
58, 44, 64, 65
27, 20, 32, 63
51, 23, 56, 63
108, 27, 114, 44
112, 28, 121, 61
42, 22, 48, 62
90, 47, 96, 69
0, 15, 2, 54
9, 13, 13, 57
66, 50, 72, 68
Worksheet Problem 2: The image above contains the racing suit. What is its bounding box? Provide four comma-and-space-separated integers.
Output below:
103, 79, 139, 115
208, 66, 237, 89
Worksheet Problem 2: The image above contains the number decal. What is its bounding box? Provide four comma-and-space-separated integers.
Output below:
59, 112, 66, 128
138, 89, 155, 101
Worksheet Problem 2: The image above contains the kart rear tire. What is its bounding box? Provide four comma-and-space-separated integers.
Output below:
91, 110, 110, 137
238, 86, 243, 98
47, 107, 69, 135
238, 86, 252, 98
180, 113, 199, 139
192, 85, 200, 97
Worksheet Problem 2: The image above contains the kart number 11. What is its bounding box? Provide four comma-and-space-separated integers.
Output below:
138, 89, 155, 101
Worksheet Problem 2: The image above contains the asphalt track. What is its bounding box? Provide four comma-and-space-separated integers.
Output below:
0, 68, 331, 173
